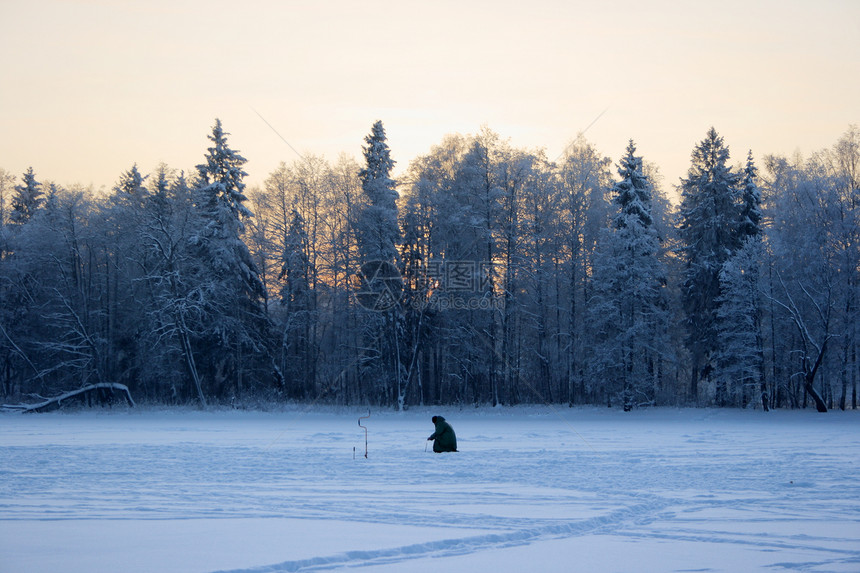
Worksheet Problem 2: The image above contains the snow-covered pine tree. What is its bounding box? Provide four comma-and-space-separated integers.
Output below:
739, 151, 763, 241
114, 163, 148, 198
10, 167, 43, 224
712, 150, 767, 408
588, 140, 668, 409
279, 208, 314, 398
280, 209, 311, 312
147, 163, 174, 220
678, 127, 742, 403
194, 118, 264, 300
357, 120, 399, 264
714, 151, 768, 404
191, 119, 268, 401
354, 121, 406, 407
714, 239, 766, 408
613, 141, 655, 229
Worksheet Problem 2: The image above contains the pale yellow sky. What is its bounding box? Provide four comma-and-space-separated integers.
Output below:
1, 0, 858, 193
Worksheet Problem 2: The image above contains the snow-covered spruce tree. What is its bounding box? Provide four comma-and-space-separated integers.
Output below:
114, 163, 148, 198
280, 208, 311, 314
739, 151, 763, 241
678, 127, 742, 404
279, 208, 315, 399
10, 167, 43, 225
354, 121, 405, 407
357, 121, 399, 264
588, 141, 669, 409
714, 239, 766, 409
148, 163, 175, 222
191, 119, 268, 402
713, 151, 767, 409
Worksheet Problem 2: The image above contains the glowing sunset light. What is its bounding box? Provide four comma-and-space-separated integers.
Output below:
1, 0, 857, 191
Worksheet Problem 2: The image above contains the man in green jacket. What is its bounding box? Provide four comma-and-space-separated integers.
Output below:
427, 415, 458, 452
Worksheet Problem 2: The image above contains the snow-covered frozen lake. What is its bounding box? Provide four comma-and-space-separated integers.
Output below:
2, 406, 859, 572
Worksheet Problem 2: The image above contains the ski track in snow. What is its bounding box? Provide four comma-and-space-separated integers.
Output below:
210, 498, 673, 573
1, 407, 859, 572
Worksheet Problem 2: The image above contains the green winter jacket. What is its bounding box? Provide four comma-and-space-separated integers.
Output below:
428, 416, 457, 452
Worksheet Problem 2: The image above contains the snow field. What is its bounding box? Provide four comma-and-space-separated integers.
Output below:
1, 406, 859, 572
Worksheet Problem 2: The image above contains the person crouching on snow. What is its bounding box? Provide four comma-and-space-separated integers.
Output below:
427, 415, 458, 452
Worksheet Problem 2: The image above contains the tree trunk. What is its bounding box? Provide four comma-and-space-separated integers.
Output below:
176, 312, 207, 408
689, 355, 700, 406
804, 339, 829, 413
840, 343, 849, 410
13, 382, 135, 413
805, 378, 828, 413
756, 330, 769, 412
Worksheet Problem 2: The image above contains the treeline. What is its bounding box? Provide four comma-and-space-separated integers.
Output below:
0, 121, 857, 410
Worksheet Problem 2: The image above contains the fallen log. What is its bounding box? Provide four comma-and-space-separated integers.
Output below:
2, 383, 135, 413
